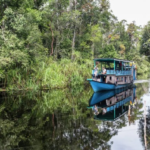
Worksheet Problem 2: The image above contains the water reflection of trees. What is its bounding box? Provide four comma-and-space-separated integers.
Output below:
135, 82, 149, 99
0, 83, 148, 150
0, 86, 111, 150
0, 86, 120, 150
127, 99, 143, 125
127, 83, 148, 125
136, 82, 150, 150
139, 108, 150, 150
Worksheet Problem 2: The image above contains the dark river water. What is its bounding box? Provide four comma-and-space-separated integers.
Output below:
0, 81, 149, 150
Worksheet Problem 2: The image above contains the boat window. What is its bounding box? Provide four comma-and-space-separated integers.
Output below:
110, 76, 112, 80
117, 77, 123, 82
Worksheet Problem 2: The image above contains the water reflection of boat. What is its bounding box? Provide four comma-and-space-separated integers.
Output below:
89, 85, 135, 106
89, 86, 136, 121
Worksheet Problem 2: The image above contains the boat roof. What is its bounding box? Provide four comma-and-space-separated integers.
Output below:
94, 58, 133, 63
94, 111, 127, 121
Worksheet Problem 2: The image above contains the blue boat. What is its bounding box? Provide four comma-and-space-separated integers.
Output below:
87, 58, 137, 92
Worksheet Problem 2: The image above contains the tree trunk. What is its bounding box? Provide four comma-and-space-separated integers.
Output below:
69, 0, 72, 11
49, 23, 54, 56
1, 21, 6, 41
91, 43, 95, 59
71, 26, 76, 60
71, 0, 77, 60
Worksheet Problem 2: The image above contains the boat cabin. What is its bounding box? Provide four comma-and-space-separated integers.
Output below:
92, 58, 136, 84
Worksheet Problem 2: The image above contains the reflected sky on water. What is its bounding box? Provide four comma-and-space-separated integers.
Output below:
109, 91, 150, 150
109, 121, 143, 150
0, 82, 149, 150
109, 83, 150, 150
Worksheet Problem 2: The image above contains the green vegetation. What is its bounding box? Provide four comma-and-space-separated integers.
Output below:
138, 105, 150, 149
0, 84, 145, 150
0, 82, 147, 150
0, 86, 102, 150
0, 0, 150, 90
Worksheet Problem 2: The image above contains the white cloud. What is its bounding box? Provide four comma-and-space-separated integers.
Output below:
109, 0, 150, 27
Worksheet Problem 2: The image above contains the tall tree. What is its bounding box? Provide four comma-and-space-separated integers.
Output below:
140, 21, 150, 61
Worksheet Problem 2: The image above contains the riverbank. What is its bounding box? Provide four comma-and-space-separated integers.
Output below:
0, 59, 93, 91
0, 58, 149, 91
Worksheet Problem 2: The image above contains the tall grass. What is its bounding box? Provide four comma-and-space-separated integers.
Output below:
5, 56, 93, 90
34, 57, 92, 89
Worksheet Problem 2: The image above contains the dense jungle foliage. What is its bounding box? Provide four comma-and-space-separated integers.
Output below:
0, 0, 150, 90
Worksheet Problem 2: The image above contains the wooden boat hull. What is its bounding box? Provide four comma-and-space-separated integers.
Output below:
89, 90, 115, 106
87, 79, 133, 92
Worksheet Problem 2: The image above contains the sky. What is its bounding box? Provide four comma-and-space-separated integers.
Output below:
109, 0, 150, 27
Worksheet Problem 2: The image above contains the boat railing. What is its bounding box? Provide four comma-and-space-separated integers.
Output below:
107, 70, 132, 75
106, 96, 132, 112
92, 69, 132, 76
